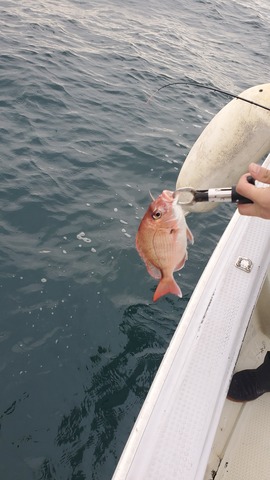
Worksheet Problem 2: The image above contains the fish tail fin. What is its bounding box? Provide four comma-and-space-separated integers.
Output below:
153, 276, 182, 302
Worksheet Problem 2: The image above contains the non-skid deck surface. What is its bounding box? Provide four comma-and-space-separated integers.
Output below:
207, 395, 270, 480
215, 394, 270, 480
205, 288, 270, 480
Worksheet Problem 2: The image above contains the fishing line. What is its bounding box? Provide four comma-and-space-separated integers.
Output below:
147, 81, 270, 113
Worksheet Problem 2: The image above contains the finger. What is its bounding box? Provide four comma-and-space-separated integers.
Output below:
237, 203, 258, 217
236, 173, 256, 201
249, 163, 270, 184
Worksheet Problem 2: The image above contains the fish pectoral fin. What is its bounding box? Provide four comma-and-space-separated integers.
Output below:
153, 276, 182, 302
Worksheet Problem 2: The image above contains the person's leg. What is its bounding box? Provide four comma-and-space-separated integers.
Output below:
227, 352, 270, 402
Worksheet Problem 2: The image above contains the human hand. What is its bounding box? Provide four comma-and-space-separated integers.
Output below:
236, 163, 270, 219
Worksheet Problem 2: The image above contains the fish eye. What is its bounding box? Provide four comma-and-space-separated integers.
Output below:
152, 210, 162, 220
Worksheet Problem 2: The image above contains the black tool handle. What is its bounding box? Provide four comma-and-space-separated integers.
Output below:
193, 190, 209, 203
231, 175, 255, 204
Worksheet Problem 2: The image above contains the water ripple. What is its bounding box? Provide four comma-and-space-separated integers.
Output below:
0, 0, 270, 478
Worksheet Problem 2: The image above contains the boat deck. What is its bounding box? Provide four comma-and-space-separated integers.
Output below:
205, 274, 270, 480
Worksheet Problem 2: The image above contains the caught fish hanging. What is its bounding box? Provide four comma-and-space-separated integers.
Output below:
136, 190, 193, 302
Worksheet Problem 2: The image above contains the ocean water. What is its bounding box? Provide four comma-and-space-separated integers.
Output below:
0, 0, 269, 479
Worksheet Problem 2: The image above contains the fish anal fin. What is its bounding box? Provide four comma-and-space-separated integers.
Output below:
153, 276, 182, 302
145, 261, 161, 280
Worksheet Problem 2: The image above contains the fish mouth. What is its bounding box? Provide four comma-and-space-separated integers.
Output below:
162, 190, 184, 215
162, 190, 174, 202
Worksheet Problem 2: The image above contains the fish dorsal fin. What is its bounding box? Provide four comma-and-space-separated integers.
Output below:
186, 226, 194, 245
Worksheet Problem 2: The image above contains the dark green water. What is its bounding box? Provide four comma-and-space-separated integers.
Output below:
0, 0, 269, 478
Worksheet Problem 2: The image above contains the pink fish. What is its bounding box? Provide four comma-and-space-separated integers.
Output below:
136, 190, 193, 301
